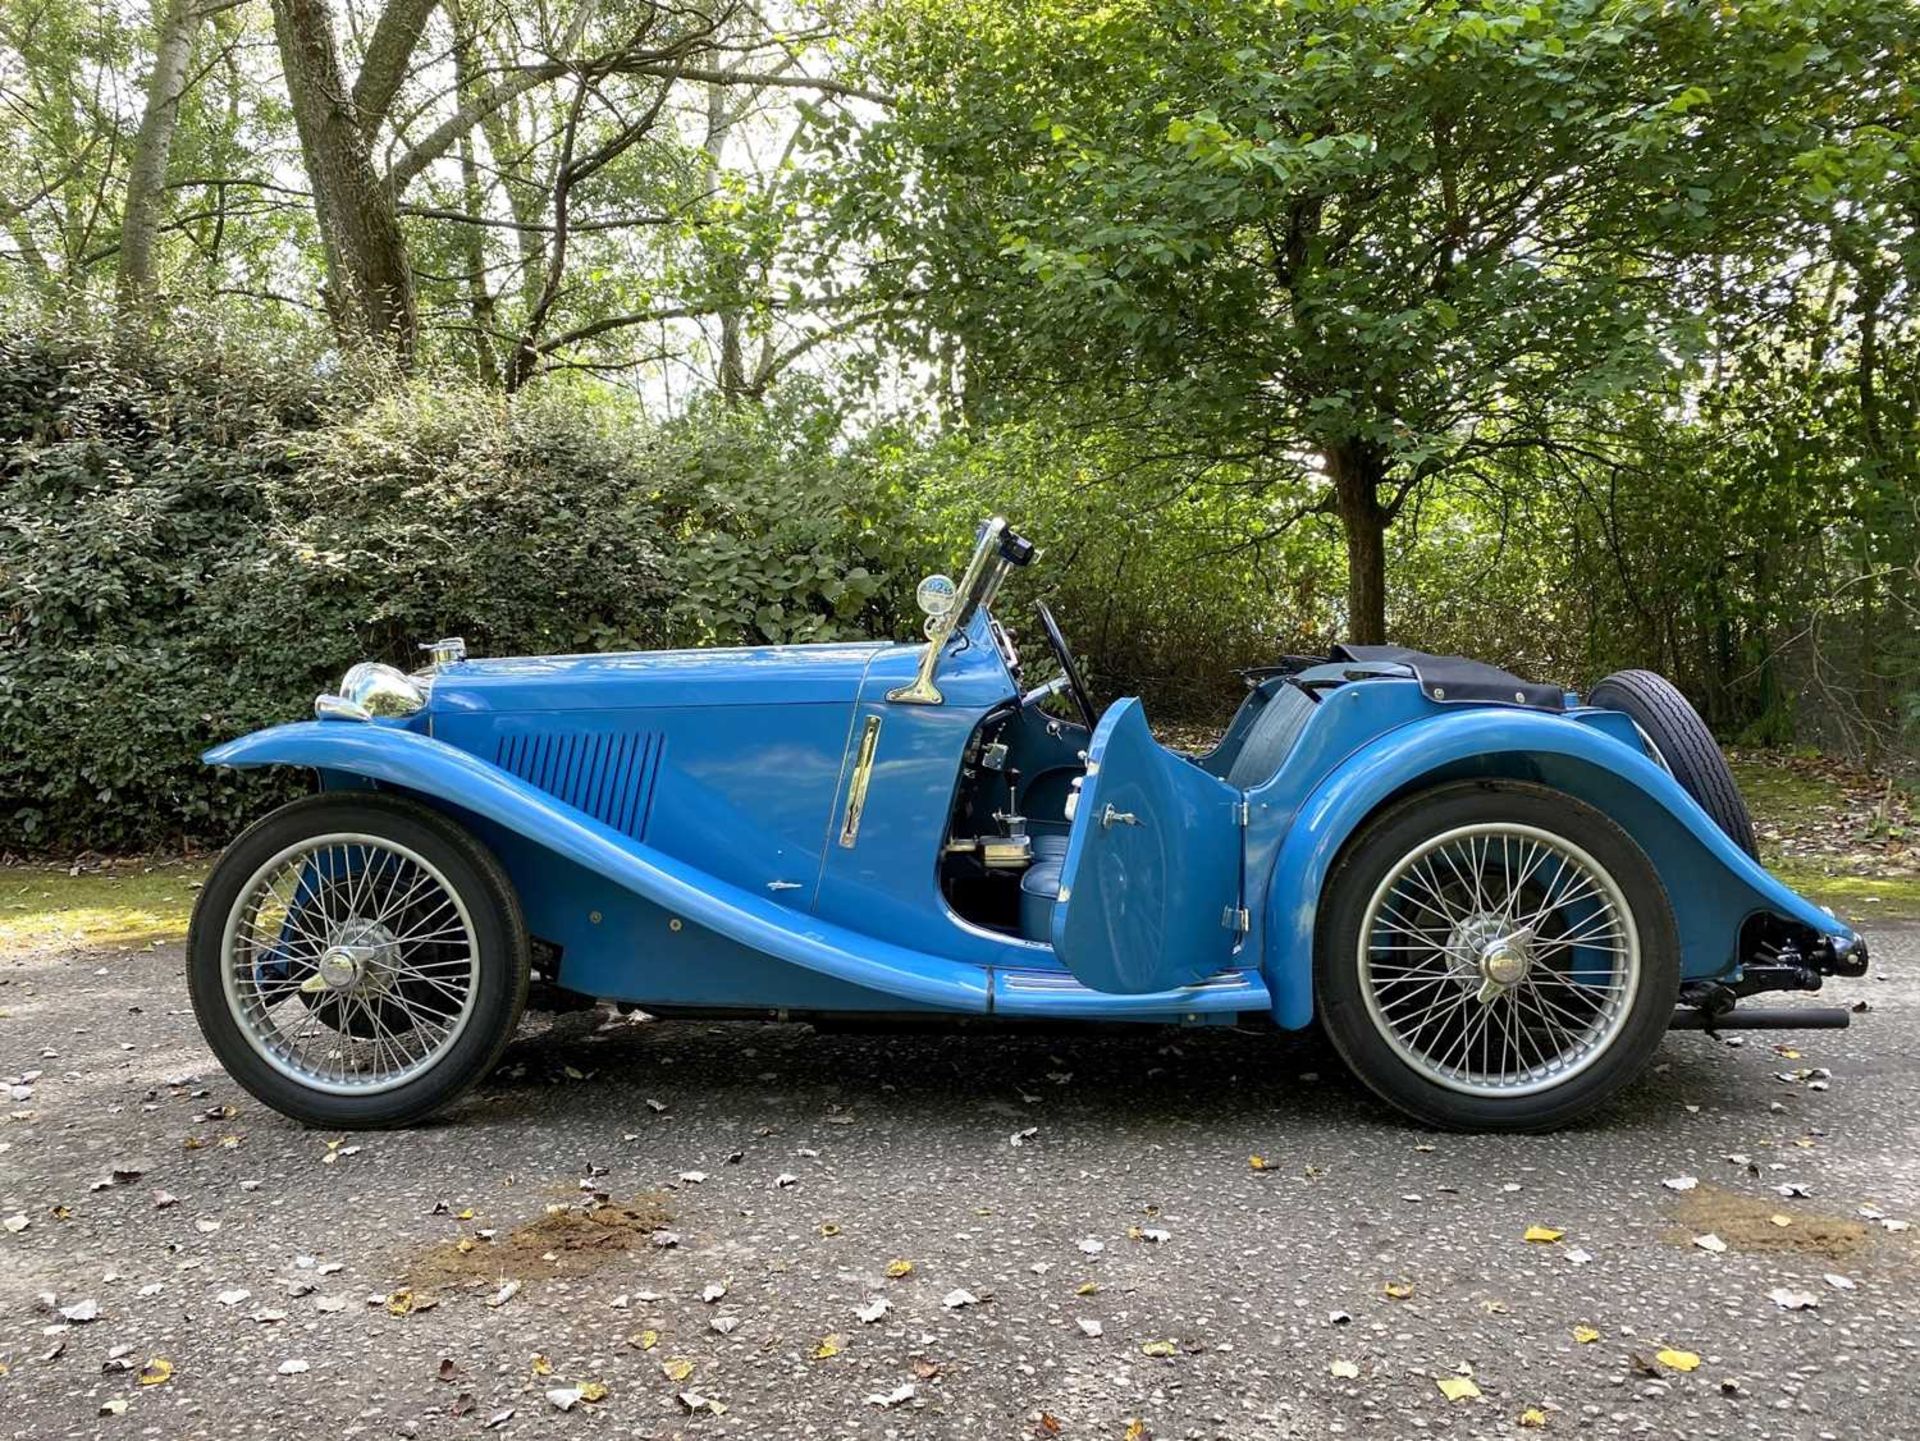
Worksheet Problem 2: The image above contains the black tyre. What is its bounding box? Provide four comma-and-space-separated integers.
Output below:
187, 792, 530, 1128
1588, 669, 1757, 858
1316, 780, 1680, 1132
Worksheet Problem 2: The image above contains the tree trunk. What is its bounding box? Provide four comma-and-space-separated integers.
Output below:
1327, 438, 1390, 644
449, 28, 500, 386
702, 81, 748, 405
271, 0, 417, 360
117, 0, 201, 309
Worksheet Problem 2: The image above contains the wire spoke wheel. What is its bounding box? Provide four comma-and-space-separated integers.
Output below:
1358, 822, 1641, 1098
220, 833, 480, 1096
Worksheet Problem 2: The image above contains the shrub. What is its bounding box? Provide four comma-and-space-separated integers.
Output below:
0, 336, 928, 851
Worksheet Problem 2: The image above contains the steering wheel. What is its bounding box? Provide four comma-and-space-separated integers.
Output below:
1033, 600, 1098, 730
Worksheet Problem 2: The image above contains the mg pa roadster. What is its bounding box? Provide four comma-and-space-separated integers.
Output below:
188, 517, 1867, 1131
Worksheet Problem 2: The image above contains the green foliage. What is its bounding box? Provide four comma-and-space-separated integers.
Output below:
897, 422, 1343, 715
0, 331, 926, 851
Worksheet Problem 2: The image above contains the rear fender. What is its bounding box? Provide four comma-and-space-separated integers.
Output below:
1259, 708, 1853, 1029
205, 722, 991, 1012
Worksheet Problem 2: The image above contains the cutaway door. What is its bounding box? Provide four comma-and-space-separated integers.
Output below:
1050, 698, 1244, 993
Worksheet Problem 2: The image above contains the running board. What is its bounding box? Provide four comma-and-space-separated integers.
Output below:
1670, 1005, 1852, 1031
992, 967, 1268, 1019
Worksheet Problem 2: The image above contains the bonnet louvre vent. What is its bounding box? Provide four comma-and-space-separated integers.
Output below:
494, 730, 666, 841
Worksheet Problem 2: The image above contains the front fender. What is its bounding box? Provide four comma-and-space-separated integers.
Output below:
206, 722, 992, 1012
1258, 708, 1855, 1029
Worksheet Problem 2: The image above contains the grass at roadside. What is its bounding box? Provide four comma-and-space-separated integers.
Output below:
0, 745, 1912, 953
1727, 750, 1919, 924
0, 860, 208, 952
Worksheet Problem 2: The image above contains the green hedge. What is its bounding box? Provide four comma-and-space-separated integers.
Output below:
0, 334, 929, 851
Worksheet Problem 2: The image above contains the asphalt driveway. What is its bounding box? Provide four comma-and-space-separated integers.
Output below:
2, 923, 1915, 1439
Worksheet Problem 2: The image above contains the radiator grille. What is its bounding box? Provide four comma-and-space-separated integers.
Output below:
494, 729, 666, 841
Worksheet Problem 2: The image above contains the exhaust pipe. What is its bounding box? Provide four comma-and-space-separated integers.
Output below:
1670, 1006, 1852, 1031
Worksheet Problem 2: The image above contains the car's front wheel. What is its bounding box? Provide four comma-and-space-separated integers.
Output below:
1315, 780, 1679, 1132
187, 792, 530, 1128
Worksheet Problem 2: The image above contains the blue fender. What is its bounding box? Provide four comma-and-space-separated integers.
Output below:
1259, 708, 1855, 1030
205, 722, 992, 1013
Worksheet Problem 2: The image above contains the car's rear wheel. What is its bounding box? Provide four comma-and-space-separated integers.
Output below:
1588, 669, 1757, 858
1316, 780, 1679, 1132
187, 792, 530, 1128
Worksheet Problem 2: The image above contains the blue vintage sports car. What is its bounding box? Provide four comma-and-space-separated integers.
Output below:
188, 517, 1867, 1131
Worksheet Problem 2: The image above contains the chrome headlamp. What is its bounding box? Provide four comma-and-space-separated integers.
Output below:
315, 661, 426, 721
339, 661, 426, 717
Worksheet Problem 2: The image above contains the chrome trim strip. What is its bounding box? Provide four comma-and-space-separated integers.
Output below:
997, 968, 1254, 994
838, 715, 883, 848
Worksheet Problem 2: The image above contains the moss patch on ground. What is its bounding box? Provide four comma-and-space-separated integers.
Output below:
407, 1194, 674, 1292
1728, 748, 1920, 922
0, 860, 208, 952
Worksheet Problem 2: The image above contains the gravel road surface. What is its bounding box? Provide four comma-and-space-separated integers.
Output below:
2, 924, 1914, 1439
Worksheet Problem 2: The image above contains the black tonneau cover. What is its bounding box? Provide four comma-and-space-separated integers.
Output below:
1330, 644, 1566, 711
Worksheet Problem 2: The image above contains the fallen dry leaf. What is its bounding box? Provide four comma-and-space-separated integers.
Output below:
1140, 1340, 1177, 1358
661, 1357, 696, 1383
1437, 1376, 1481, 1402
1655, 1348, 1701, 1372
1384, 1281, 1414, 1299
1524, 1226, 1564, 1244
885, 1259, 914, 1279
1519, 1406, 1549, 1428
1572, 1325, 1601, 1344
814, 1334, 845, 1360
137, 1358, 173, 1386
1329, 1360, 1359, 1379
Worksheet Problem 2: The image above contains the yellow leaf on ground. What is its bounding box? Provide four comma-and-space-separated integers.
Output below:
1770, 1214, 1794, 1228
456, 1208, 474, 1220
662, 1358, 696, 1383
1572, 1326, 1601, 1344
1249, 1155, 1272, 1171
579, 1381, 608, 1403
1519, 1407, 1549, 1428
1076, 1281, 1100, 1296
1437, 1376, 1481, 1402
531, 1355, 553, 1377
1384, 1282, 1414, 1299
385, 1290, 414, 1316
1123, 1422, 1151, 1441
1523, 1226, 1564, 1243
885, 1259, 914, 1279
813, 1335, 844, 1360
1140, 1340, 1177, 1358
631, 1329, 659, 1351
1329, 1360, 1360, 1379
1655, 1349, 1701, 1372
138, 1358, 173, 1386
